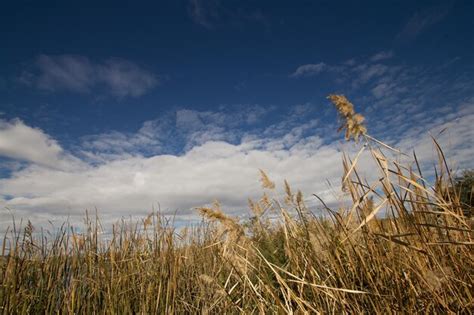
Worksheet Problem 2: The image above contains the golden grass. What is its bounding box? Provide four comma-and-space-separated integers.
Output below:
0, 95, 472, 313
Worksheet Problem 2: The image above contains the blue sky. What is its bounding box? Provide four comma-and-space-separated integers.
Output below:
0, 0, 473, 229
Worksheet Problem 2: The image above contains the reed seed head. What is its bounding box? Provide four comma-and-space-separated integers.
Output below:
259, 169, 275, 190
328, 94, 367, 142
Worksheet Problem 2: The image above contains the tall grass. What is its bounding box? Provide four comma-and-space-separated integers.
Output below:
1, 95, 472, 313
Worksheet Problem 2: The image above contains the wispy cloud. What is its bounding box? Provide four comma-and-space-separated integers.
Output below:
289, 63, 328, 78
288, 52, 474, 156
370, 50, 394, 62
187, 0, 269, 30
188, 0, 220, 29
20, 55, 159, 98
290, 51, 474, 115
80, 104, 272, 160
97, 58, 159, 97
290, 57, 391, 87
396, 3, 452, 43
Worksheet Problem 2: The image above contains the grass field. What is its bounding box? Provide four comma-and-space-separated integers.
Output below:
1, 95, 472, 313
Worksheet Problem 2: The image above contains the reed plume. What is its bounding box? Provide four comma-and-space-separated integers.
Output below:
328, 94, 367, 142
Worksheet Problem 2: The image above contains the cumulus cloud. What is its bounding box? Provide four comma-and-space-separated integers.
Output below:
20, 55, 159, 97
1, 138, 338, 213
0, 119, 84, 170
0, 120, 347, 231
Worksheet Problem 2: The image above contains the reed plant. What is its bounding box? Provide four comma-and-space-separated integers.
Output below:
1, 95, 472, 313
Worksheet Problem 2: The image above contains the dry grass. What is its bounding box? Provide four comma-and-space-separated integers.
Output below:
1, 95, 473, 313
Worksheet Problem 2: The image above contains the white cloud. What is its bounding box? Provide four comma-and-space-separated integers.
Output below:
0, 119, 84, 170
20, 55, 159, 98
0, 132, 347, 230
